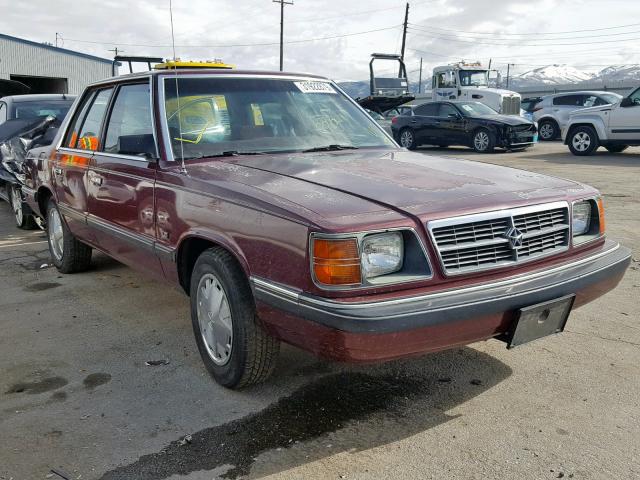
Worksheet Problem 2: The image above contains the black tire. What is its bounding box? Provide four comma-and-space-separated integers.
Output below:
472, 128, 495, 153
568, 126, 599, 156
46, 199, 92, 273
605, 145, 628, 153
538, 119, 559, 141
190, 247, 280, 389
398, 128, 417, 150
8, 184, 37, 230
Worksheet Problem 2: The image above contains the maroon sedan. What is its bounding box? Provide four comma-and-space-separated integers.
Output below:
23, 69, 630, 389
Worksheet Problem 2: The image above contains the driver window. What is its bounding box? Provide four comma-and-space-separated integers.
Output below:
0, 102, 6, 124
438, 104, 459, 117
630, 88, 640, 104
104, 83, 155, 156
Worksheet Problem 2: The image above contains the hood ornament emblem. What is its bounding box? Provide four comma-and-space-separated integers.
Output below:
504, 227, 524, 249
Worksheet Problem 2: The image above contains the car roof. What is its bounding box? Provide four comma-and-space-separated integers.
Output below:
87, 69, 329, 88
546, 91, 620, 98
0, 94, 76, 103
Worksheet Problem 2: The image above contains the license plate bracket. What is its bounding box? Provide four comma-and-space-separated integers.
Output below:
504, 294, 575, 348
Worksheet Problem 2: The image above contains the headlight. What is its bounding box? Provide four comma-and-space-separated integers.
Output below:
361, 232, 403, 278
572, 201, 592, 236
572, 198, 605, 244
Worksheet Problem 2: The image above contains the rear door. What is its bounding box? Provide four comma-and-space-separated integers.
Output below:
87, 80, 162, 276
411, 103, 440, 144
53, 87, 113, 242
552, 94, 582, 127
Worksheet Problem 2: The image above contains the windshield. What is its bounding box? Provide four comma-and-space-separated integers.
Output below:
458, 70, 489, 87
163, 77, 394, 160
457, 102, 499, 116
14, 101, 72, 121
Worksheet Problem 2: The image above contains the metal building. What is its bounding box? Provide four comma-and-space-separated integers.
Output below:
0, 33, 114, 96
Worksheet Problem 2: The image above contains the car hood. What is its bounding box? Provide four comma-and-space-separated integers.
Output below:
211, 149, 592, 222
469, 114, 534, 126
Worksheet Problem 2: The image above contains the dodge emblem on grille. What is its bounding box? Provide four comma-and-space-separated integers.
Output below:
505, 227, 524, 249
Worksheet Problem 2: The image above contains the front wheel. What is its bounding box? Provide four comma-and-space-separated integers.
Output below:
605, 145, 628, 153
398, 128, 417, 150
472, 129, 495, 153
190, 247, 280, 389
568, 126, 599, 156
9, 184, 36, 230
46, 199, 92, 273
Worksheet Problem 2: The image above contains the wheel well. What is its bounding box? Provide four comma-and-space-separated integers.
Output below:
538, 117, 559, 127
565, 123, 597, 144
36, 187, 53, 218
176, 237, 246, 295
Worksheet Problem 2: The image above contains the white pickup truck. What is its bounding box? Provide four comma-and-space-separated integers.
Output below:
562, 86, 640, 156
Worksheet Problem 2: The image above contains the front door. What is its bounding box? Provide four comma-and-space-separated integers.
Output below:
609, 88, 640, 141
411, 103, 440, 144
435, 103, 466, 145
53, 87, 113, 243
87, 81, 162, 276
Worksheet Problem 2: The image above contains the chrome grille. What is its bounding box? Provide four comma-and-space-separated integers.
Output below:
501, 96, 521, 115
429, 203, 570, 275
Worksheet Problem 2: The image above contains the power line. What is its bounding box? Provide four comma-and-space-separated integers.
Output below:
288, 2, 429, 24
408, 23, 640, 41
63, 25, 401, 49
407, 21, 640, 36
406, 28, 640, 47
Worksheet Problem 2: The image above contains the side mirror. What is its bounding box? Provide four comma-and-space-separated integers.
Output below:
117, 134, 157, 159
620, 97, 634, 108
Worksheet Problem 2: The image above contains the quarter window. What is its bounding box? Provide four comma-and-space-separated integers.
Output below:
104, 83, 155, 157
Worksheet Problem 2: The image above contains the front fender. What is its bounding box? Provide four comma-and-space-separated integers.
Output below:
564, 116, 608, 143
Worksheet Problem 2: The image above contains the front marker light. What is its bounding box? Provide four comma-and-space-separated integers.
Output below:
572, 201, 592, 236
361, 232, 404, 279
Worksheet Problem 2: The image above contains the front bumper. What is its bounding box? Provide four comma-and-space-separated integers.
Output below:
253, 240, 630, 361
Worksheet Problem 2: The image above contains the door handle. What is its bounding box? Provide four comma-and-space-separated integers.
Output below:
53, 167, 63, 176
90, 175, 103, 186
411, 120, 417, 123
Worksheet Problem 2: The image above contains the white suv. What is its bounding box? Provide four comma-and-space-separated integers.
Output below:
563, 86, 640, 156
533, 91, 622, 141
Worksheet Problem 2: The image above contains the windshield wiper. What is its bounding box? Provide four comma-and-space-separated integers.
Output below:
192, 151, 266, 159
302, 144, 359, 153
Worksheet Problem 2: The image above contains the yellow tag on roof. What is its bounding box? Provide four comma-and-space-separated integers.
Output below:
154, 60, 234, 70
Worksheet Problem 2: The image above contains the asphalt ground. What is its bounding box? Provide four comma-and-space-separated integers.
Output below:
0, 141, 638, 480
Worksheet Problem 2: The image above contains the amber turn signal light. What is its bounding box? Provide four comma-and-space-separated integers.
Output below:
312, 238, 361, 286
597, 197, 606, 235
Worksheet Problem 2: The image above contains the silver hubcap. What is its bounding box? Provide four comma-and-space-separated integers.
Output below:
540, 123, 554, 139
48, 206, 64, 261
474, 131, 490, 151
10, 186, 23, 225
572, 132, 591, 152
400, 130, 413, 148
196, 273, 233, 366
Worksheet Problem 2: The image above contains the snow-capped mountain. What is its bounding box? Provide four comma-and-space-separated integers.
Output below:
510, 65, 595, 88
592, 64, 640, 83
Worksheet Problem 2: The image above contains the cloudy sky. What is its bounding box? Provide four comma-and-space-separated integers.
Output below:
2, 0, 640, 82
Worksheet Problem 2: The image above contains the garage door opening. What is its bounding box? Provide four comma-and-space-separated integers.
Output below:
10, 75, 68, 94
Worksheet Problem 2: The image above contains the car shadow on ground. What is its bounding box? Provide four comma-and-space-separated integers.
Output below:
99, 346, 512, 480
520, 149, 639, 168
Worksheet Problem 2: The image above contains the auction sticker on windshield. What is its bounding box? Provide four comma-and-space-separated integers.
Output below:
294, 81, 336, 94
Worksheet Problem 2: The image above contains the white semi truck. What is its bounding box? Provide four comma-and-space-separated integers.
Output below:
427, 62, 522, 115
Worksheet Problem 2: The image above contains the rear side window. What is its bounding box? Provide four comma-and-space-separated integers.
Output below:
65, 88, 113, 151
414, 103, 439, 116
104, 83, 155, 156
553, 95, 582, 106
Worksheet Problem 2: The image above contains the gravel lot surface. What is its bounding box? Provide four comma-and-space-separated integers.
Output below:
0, 141, 638, 480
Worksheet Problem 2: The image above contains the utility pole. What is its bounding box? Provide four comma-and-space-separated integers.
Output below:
108, 47, 124, 58
506, 63, 512, 89
55, 32, 62, 48
399, 2, 409, 76
273, 0, 294, 71
418, 57, 423, 93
